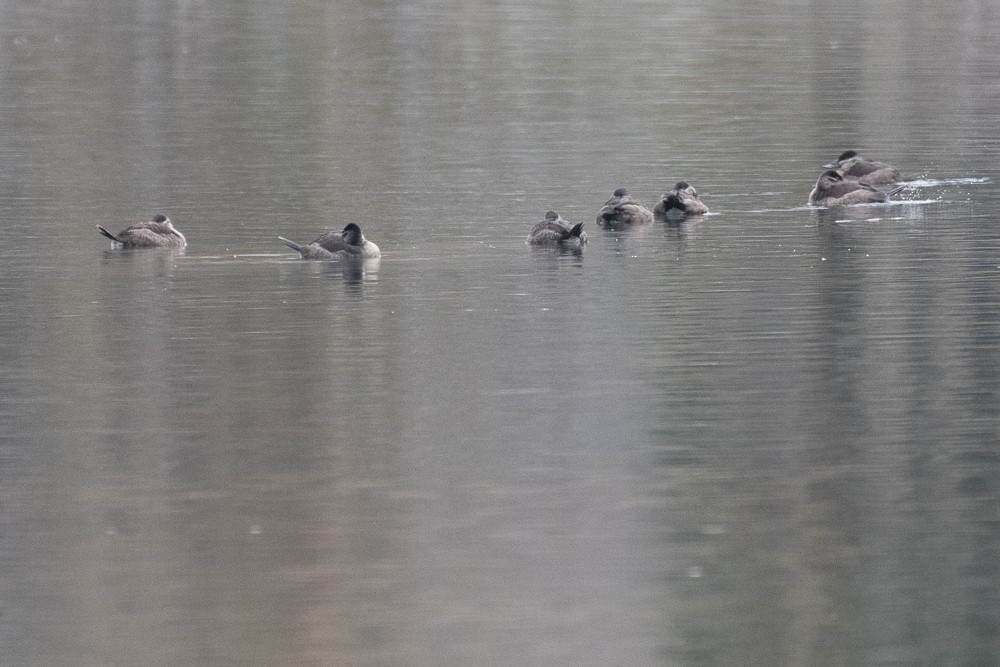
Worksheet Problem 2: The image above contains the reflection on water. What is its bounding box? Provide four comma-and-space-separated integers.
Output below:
1, 0, 999, 665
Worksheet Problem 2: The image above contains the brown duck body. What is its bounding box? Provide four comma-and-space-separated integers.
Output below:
824, 150, 901, 186
808, 170, 904, 206
527, 211, 587, 245
279, 223, 381, 259
97, 214, 186, 248
595, 187, 654, 228
654, 181, 710, 220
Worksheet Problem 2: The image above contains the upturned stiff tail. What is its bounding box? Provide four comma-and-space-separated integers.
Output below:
278, 236, 303, 252
96, 225, 122, 243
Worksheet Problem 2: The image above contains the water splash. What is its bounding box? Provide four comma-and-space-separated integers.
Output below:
903, 176, 991, 188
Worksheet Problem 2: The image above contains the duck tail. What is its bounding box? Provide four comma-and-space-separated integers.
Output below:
569, 222, 585, 238
278, 236, 302, 252
96, 225, 122, 243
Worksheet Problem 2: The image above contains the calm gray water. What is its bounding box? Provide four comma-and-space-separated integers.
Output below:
2, 1, 999, 665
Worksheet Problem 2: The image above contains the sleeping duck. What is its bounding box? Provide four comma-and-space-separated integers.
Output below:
653, 181, 710, 220
279, 223, 381, 260
595, 187, 654, 228
527, 210, 587, 245
97, 214, 186, 248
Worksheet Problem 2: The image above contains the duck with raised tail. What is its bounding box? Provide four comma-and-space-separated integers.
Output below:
97, 214, 186, 248
279, 223, 381, 260
527, 211, 587, 245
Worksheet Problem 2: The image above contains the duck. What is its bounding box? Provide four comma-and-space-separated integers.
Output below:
527, 211, 587, 245
595, 187, 654, 228
808, 170, 904, 206
654, 181, 710, 220
279, 223, 381, 260
823, 150, 901, 185
97, 214, 186, 248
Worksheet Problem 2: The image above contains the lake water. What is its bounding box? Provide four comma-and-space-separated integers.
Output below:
1, 1, 999, 665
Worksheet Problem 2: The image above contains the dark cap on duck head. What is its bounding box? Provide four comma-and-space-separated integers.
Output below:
824, 150, 860, 168
341, 223, 363, 245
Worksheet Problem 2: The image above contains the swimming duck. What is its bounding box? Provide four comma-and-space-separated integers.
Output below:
527, 211, 587, 245
808, 170, 904, 206
97, 214, 186, 248
595, 187, 654, 227
279, 223, 381, 260
823, 150, 901, 185
654, 181, 710, 220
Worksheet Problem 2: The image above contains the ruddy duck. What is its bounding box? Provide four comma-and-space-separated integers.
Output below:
824, 150, 901, 185
808, 170, 904, 206
279, 223, 381, 260
653, 181, 710, 220
527, 211, 587, 245
595, 187, 654, 228
97, 214, 186, 248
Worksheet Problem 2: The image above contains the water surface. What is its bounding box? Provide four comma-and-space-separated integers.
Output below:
1, 1, 999, 665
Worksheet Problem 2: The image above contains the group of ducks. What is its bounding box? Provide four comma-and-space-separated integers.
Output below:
97, 150, 903, 256
527, 180, 710, 245
97, 216, 381, 258
527, 150, 905, 246
807, 149, 904, 206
